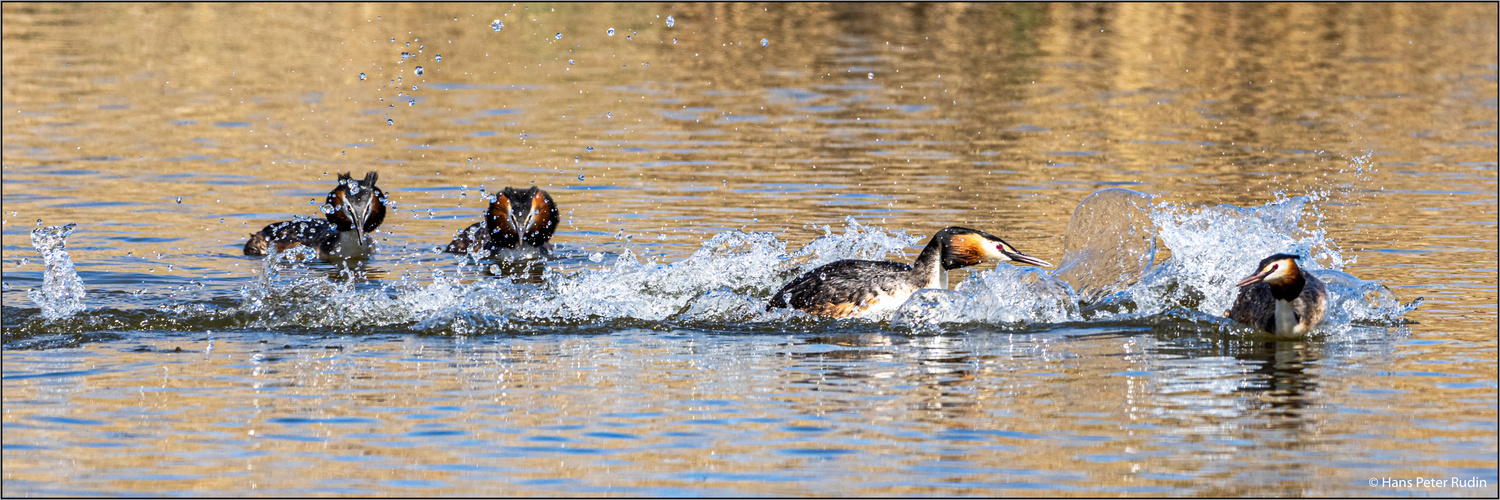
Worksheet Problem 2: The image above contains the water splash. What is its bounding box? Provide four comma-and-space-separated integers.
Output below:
11, 195, 1417, 338
1053, 188, 1159, 304
27, 224, 87, 320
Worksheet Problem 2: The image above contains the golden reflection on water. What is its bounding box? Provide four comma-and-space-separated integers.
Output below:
3, 2, 1497, 497
3, 329, 1494, 496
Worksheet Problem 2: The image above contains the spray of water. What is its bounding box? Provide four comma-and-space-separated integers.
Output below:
27, 223, 87, 320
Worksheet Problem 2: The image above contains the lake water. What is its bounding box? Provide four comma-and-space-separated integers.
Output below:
3, 3, 1496, 497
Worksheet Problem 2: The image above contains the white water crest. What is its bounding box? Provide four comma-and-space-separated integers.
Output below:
1092, 191, 1419, 333
27, 223, 87, 320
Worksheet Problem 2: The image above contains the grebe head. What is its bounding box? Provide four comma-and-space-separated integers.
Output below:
1237, 253, 1303, 287
938, 227, 1053, 270
485, 186, 559, 248
326, 172, 387, 241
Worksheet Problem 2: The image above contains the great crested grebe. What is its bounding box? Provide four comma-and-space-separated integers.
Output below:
768, 226, 1053, 318
1227, 253, 1328, 338
243, 172, 386, 262
444, 186, 559, 259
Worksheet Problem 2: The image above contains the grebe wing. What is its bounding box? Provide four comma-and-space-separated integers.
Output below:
243, 218, 338, 256
443, 222, 487, 254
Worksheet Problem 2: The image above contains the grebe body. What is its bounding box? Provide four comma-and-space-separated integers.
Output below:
769, 227, 1052, 319
1227, 254, 1328, 338
244, 172, 386, 262
445, 186, 559, 259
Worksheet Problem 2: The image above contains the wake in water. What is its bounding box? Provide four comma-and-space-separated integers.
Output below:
7, 189, 1420, 341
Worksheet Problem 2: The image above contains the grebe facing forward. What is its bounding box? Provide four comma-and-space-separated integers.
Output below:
768, 227, 1052, 318
244, 172, 387, 261
444, 186, 559, 259
1227, 254, 1328, 338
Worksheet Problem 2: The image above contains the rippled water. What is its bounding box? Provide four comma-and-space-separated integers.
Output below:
4, 3, 1496, 497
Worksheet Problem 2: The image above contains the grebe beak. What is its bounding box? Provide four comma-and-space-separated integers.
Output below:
1237, 265, 1275, 287
1002, 248, 1052, 268
340, 194, 372, 241
509, 203, 537, 241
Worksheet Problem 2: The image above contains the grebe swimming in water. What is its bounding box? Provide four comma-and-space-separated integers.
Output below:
768, 226, 1052, 318
1227, 253, 1328, 338
444, 186, 559, 259
243, 172, 387, 262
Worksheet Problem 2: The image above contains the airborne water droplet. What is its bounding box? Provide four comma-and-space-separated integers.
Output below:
868, 72, 875, 79
607, 28, 615, 36
175, 197, 183, 204
359, 73, 367, 81
321, 204, 336, 214
666, 15, 675, 27
435, 54, 442, 62
491, 19, 503, 32
568, 59, 575, 65
555, 33, 563, 40
586, 146, 594, 152
578, 174, 586, 181
761, 38, 769, 47
414, 66, 424, 76
387, 119, 394, 126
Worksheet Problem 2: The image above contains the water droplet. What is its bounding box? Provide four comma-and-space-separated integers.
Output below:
435, 54, 442, 62
761, 38, 769, 47
568, 59, 575, 65
586, 146, 594, 152
578, 174, 586, 181
666, 15, 675, 27
387, 119, 394, 126
414, 66, 424, 76
320, 204, 336, 214
412, 85, 418, 91
491, 19, 503, 32
868, 72, 874, 79
401, 51, 412, 59
359, 72, 367, 81
606, 112, 613, 119
608, 28, 615, 36
390, 37, 396, 43
673, 38, 677, 44
408, 100, 415, 106
555, 33, 563, 40
574, 157, 579, 163
589, 252, 604, 263
175, 197, 183, 204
